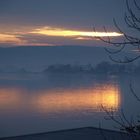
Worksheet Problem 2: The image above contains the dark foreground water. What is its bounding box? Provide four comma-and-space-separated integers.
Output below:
0, 73, 139, 137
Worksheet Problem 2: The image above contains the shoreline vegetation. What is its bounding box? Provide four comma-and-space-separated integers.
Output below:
0, 61, 140, 75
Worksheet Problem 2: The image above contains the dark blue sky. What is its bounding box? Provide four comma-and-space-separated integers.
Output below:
0, 0, 125, 26
0, 0, 128, 47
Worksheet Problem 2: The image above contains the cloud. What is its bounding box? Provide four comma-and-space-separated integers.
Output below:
0, 25, 123, 47
30, 26, 123, 38
0, 34, 26, 46
0, 32, 54, 47
75, 37, 94, 40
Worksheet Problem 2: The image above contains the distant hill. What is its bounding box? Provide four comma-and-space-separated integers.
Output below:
0, 46, 109, 72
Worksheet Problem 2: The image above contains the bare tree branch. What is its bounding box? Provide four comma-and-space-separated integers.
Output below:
130, 83, 140, 102
94, 0, 140, 63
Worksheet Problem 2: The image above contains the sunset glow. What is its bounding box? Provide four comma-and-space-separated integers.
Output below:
0, 25, 123, 46
0, 0, 125, 48
0, 34, 24, 45
31, 26, 123, 38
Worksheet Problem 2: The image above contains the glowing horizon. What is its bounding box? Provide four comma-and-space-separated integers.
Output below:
31, 26, 123, 38
0, 26, 123, 46
0, 34, 26, 45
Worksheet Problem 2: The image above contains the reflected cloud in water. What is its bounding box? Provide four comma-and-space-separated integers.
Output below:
0, 84, 121, 114
0, 88, 23, 111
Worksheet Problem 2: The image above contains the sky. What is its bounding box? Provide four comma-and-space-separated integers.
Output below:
0, 0, 127, 47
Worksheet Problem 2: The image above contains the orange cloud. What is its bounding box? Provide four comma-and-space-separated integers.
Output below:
0, 25, 123, 47
0, 33, 26, 45
75, 37, 93, 40
0, 33, 54, 46
30, 26, 123, 38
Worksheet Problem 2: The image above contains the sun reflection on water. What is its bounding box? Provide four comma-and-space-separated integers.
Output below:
34, 84, 120, 113
0, 84, 120, 114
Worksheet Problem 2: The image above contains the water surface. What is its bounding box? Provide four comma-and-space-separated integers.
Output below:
0, 73, 139, 137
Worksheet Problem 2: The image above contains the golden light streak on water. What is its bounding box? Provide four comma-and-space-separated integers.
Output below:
0, 84, 120, 113
33, 84, 120, 113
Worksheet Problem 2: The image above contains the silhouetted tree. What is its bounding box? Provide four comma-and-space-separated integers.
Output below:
94, 0, 140, 63
96, 0, 140, 138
